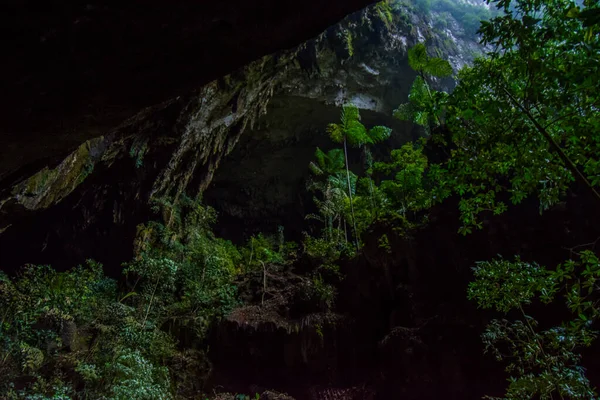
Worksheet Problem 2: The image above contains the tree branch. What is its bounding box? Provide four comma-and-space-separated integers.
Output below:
502, 86, 600, 204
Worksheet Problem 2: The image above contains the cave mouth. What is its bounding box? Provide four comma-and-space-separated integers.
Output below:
203, 95, 415, 245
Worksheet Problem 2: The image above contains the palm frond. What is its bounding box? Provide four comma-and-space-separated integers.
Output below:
408, 76, 430, 107
327, 123, 344, 144
393, 103, 414, 121
327, 149, 346, 171
368, 126, 392, 143
346, 120, 369, 147
305, 213, 325, 222
314, 147, 326, 168
309, 161, 324, 177
341, 104, 361, 128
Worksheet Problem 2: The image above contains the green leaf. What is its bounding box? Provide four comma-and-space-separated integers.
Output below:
368, 126, 392, 143
327, 123, 344, 143
393, 103, 413, 121
566, 6, 580, 18
424, 57, 453, 78
408, 43, 428, 72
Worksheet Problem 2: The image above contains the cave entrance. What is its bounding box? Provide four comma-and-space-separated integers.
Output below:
203, 95, 413, 244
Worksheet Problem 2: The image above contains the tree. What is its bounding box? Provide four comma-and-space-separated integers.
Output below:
307, 148, 355, 245
441, 0, 600, 233
327, 104, 392, 251
394, 43, 453, 132
373, 142, 436, 218
439, 0, 600, 396
468, 252, 600, 399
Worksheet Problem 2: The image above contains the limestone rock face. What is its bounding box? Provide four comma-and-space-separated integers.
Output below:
0, 2, 482, 270
204, 4, 482, 240
0, 0, 376, 181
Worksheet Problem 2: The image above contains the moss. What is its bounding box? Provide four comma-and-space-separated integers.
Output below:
129, 139, 149, 169
375, 1, 395, 28
344, 30, 354, 57
24, 167, 56, 196
12, 137, 103, 210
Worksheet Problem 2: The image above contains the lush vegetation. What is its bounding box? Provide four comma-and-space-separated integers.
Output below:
2, 0, 600, 398
392, 0, 600, 396
396, 0, 499, 36
0, 198, 299, 399
308, 0, 600, 396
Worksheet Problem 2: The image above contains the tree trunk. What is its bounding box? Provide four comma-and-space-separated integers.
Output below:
364, 147, 376, 213
344, 138, 360, 251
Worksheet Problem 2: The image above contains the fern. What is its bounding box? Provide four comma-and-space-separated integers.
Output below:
368, 126, 393, 143
375, 1, 395, 29
344, 30, 354, 57
395, 44, 453, 130
327, 123, 345, 143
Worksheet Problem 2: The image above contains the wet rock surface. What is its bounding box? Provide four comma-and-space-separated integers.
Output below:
0, 3, 478, 272
0, 0, 376, 181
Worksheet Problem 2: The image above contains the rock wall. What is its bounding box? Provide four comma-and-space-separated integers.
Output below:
0, 2, 482, 271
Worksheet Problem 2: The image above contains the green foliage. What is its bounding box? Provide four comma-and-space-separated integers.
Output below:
377, 234, 392, 253
468, 257, 553, 313
129, 139, 149, 169
431, 0, 496, 36
0, 261, 113, 375
309, 274, 337, 311
241, 232, 297, 272
395, 44, 451, 132
343, 30, 354, 57
436, 0, 600, 233
407, 43, 453, 77
0, 196, 247, 399
328, 104, 392, 148
320, 104, 393, 250
108, 348, 172, 400
309, 148, 345, 178
375, 0, 395, 28
409, 0, 432, 14
307, 148, 356, 249
373, 142, 443, 221
381, 1, 600, 396
128, 196, 242, 336
468, 252, 600, 399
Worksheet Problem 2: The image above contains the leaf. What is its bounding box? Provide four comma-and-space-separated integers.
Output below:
566, 6, 580, 18
327, 123, 344, 143
368, 126, 392, 143
424, 57, 453, 78
326, 149, 346, 172
309, 161, 324, 176
394, 103, 414, 121
408, 43, 429, 72
119, 291, 138, 303
414, 111, 430, 127
341, 104, 361, 128
346, 119, 369, 147
584, 26, 595, 42
408, 76, 430, 107
314, 147, 326, 168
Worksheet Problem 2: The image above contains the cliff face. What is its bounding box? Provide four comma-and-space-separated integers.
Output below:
2, 3, 559, 399
0, 0, 377, 182
0, 2, 482, 270
205, 3, 482, 241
